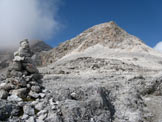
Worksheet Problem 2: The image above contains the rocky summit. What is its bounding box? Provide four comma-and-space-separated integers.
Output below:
1, 21, 162, 122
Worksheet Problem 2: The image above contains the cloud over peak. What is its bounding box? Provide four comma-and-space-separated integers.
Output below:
0, 0, 61, 49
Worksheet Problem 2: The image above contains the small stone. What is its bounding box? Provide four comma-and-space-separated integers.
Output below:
45, 113, 61, 122
13, 56, 24, 62
37, 113, 47, 121
0, 90, 8, 99
52, 105, 57, 110
55, 101, 59, 105
24, 63, 39, 74
10, 78, 26, 87
28, 91, 39, 99
25, 76, 32, 82
70, 92, 78, 100
37, 110, 48, 116
39, 93, 46, 98
10, 70, 23, 78
0, 83, 13, 91
32, 73, 43, 80
12, 61, 22, 71
35, 102, 45, 111
26, 116, 36, 122
11, 88, 27, 98
29, 81, 38, 86
22, 114, 29, 120
42, 89, 48, 93
18, 101, 25, 106
7, 95, 22, 102
31, 85, 41, 93
31, 100, 39, 106
23, 105, 35, 116
49, 98, 55, 105
26, 84, 31, 88
0, 83, 7, 88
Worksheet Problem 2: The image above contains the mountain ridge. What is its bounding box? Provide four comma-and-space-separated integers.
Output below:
38, 21, 161, 66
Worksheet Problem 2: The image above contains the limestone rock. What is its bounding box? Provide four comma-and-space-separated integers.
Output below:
35, 102, 45, 111
31, 85, 41, 93
7, 95, 22, 102
23, 105, 35, 116
11, 88, 27, 98
26, 116, 36, 122
28, 91, 40, 99
0, 83, 13, 91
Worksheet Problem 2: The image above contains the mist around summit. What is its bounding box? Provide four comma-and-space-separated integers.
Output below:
0, 0, 61, 49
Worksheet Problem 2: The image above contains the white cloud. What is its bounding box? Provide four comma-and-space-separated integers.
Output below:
0, 0, 61, 49
154, 41, 162, 53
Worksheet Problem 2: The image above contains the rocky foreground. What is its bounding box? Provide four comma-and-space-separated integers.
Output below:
1, 21, 162, 122
0, 40, 60, 122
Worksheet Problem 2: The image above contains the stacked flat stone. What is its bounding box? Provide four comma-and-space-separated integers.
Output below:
0, 40, 62, 122
0, 39, 43, 100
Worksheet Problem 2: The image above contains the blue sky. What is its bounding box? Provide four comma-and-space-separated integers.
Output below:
45, 0, 162, 48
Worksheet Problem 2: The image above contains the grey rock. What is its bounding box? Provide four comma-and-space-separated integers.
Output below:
28, 91, 40, 99
24, 63, 39, 73
11, 88, 27, 98
37, 110, 48, 116
35, 102, 45, 111
23, 105, 35, 116
31, 73, 43, 80
26, 116, 36, 122
0, 89, 8, 99
22, 114, 29, 120
70, 92, 78, 100
9, 70, 23, 78
45, 113, 63, 122
39, 93, 46, 98
31, 100, 39, 106
0, 100, 22, 121
31, 85, 41, 93
12, 61, 22, 71
7, 95, 22, 102
0, 83, 13, 91
37, 113, 47, 121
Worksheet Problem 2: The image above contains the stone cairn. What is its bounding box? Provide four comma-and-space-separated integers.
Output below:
0, 39, 60, 122
0, 39, 43, 100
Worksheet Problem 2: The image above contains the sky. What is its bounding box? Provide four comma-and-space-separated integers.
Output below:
45, 0, 162, 49
0, 0, 162, 51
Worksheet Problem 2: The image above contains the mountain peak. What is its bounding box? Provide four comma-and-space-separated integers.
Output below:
75, 21, 143, 51
39, 21, 156, 66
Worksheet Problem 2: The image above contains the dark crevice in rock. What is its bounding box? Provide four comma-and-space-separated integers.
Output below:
98, 87, 115, 122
